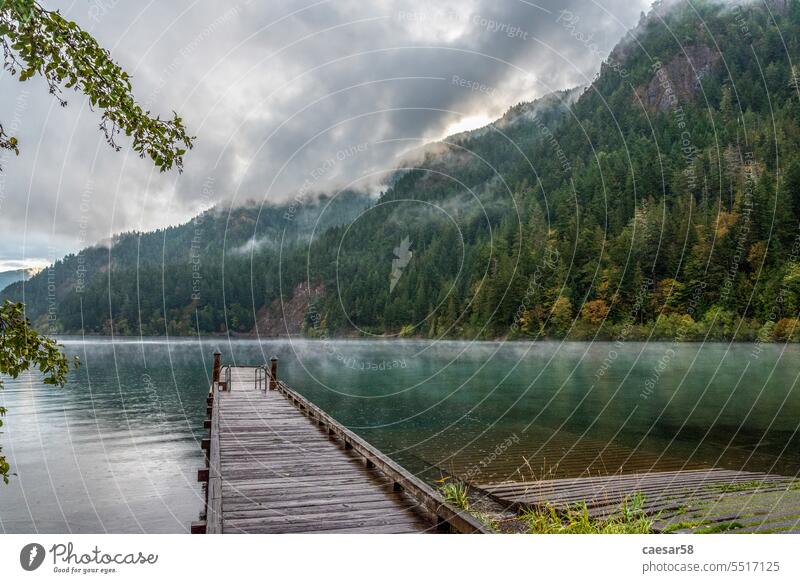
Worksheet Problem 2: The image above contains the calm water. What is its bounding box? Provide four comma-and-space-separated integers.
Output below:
1, 338, 799, 533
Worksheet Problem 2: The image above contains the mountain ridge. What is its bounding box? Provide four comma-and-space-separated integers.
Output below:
0, 267, 39, 294
6, 0, 800, 343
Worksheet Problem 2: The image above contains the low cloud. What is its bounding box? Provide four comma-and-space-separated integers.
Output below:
0, 0, 649, 266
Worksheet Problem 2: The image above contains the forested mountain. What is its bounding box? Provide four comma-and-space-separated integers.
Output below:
0, 268, 38, 293
7, 0, 800, 342
1, 192, 370, 334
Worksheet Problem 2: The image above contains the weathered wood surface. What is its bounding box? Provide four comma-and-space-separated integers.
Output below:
276, 380, 487, 534
206, 380, 222, 533
209, 367, 435, 533
479, 468, 800, 533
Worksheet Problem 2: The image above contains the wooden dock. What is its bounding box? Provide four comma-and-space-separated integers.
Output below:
478, 469, 800, 533
191, 354, 800, 534
192, 355, 486, 534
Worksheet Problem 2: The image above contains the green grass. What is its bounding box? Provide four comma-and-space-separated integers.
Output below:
661, 519, 710, 533
439, 480, 470, 510
707, 479, 800, 493
472, 510, 499, 532
696, 521, 745, 533
436, 479, 502, 531
709, 481, 768, 493
522, 493, 654, 534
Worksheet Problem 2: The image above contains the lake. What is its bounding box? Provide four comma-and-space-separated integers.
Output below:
1, 338, 798, 533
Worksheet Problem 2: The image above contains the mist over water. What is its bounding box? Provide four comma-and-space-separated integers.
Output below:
1, 338, 798, 533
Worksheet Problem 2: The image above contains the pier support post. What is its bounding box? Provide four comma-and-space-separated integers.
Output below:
212, 351, 222, 383
269, 356, 278, 390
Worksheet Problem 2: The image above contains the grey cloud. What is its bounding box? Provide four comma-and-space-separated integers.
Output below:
0, 0, 649, 268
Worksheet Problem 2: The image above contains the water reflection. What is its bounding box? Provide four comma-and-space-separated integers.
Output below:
0, 338, 798, 533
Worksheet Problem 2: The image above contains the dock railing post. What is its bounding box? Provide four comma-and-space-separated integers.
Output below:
212, 351, 222, 383
269, 356, 278, 390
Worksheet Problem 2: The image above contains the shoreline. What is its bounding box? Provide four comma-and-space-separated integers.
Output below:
50, 334, 800, 346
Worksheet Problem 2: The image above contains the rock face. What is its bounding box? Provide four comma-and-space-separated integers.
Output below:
636, 44, 719, 112
253, 282, 324, 336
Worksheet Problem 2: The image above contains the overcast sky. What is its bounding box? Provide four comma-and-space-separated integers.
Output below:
0, 0, 651, 270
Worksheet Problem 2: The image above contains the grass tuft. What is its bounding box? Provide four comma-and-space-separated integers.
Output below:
523, 492, 654, 534
710, 481, 767, 493
661, 519, 710, 533
439, 480, 470, 510
472, 510, 499, 531
696, 521, 744, 533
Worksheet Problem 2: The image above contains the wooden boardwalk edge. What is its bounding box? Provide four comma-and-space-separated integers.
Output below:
275, 381, 488, 534
476, 469, 800, 533
206, 381, 222, 533
192, 380, 221, 534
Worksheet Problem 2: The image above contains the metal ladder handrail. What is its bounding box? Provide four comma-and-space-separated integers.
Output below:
219, 364, 232, 390
220, 364, 271, 392
255, 365, 267, 392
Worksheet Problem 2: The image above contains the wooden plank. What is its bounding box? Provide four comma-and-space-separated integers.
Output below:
477, 468, 800, 526
223, 498, 418, 515
224, 516, 428, 534
206, 382, 222, 534
223, 505, 423, 522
